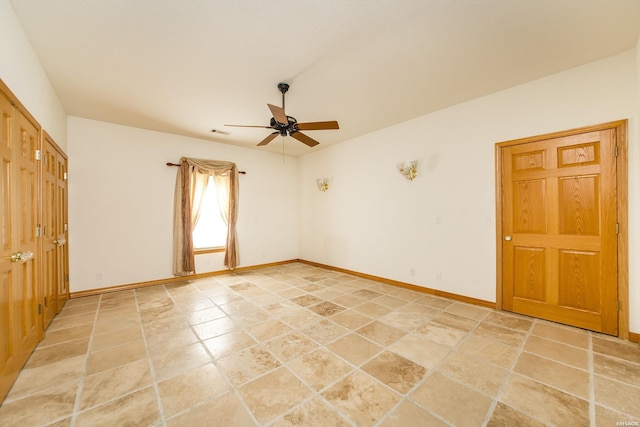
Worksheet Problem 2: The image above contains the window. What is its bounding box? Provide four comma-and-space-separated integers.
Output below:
192, 175, 227, 250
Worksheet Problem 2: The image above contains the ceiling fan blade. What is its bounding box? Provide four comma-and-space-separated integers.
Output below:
257, 131, 279, 146
267, 104, 288, 125
291, 131, 320, 147
296, 121, 339, 131
224, 124, 272, 128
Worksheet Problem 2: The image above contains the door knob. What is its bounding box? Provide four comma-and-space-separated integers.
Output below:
10, 252, 23, 262
504, 235, 512, 241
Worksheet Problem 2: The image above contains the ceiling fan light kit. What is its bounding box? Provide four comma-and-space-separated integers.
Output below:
225, 82, 339, 147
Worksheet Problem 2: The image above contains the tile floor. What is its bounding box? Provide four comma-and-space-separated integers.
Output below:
1, 262, 639, 426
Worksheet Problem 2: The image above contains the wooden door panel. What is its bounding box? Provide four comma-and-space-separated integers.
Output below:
500, 127, 618, 335
558, 250, 600, 311
559, 176, 599, 235
513, 180, 547, 233
512, 246, 546, 302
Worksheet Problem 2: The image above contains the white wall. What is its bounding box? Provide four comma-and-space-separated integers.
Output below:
0, 0, 67, 148
67, 117, 299, 292
299, 49, 640, 331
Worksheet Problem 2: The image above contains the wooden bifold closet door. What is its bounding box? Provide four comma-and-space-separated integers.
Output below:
0, 91, 40, 401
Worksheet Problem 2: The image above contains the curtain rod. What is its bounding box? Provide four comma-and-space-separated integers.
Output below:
166, 162, 246, 174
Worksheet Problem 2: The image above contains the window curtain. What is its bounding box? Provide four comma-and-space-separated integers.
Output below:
173, 157, 239, 276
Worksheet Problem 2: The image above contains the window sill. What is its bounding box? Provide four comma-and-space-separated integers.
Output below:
195, 247, 225, 255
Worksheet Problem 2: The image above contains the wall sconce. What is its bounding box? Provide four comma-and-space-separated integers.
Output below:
398, 161, 418, 181
316, 178, 329, 192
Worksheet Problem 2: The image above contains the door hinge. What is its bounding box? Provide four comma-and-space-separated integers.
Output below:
64, 223, 68, 231
44, 296, 48, 306
38, 304, 42, 314
617, 300, 621, 311
65, 274, 69, 282
36, 225, 41, 237
616, 223, 619, 234
63, 172, 68, 180
615, 146, 619, 157
35, 149, 41, 160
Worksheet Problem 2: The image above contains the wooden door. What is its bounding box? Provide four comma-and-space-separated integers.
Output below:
53, 137, 69, 312
499, 128, 619, 335
0, 93, 41, 401
41, 135, 58, 327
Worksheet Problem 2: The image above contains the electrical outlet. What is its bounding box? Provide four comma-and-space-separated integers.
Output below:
96, 272, 103, 280
436, 273, 442, 281
410, 268, 415, 277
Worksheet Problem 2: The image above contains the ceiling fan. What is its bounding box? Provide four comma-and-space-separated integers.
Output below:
225, 83, 339, 147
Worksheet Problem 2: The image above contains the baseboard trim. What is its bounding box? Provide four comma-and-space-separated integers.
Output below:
298, 259, 496, 309
630, 332, 640, 344
69, 259, 300, 299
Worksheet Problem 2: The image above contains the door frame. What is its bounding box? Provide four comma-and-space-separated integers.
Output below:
495, 120, 628, 339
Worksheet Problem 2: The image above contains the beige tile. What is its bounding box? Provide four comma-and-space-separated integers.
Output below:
515, 351, 589, 398
351, 289, 383, 300
530, 321, 589, 349
437, 351, 508, 396
470, 322, 527, 347
217, 345, 281, 386
85, 339, 146, 376
101, 289, 135, 301
265, 331, 319, 362
24, 338, 89, 369
308, 301, 347, 317
501, 374, 589, 426
158, 363, 228, 417
150, 341, 212, 380
594, 375, 640, 418
146, 326, 198, 349
414, 294, 454, 310
57, 301, 99, 317
487, 402, 546, 427
279, 309, 323, 328
444, 302, 490, 321
238, 367, 312, 424
372, 294, 408, 309
204, 329, 257, 359
379, 399, 447, 427
387, 288, 423, 301
356, 321, 405, 346
47, 312, 96, 331
264, 300, 299, 315
79, 358, 152, 410
90, 325, 143, 352
93, 314, 140, 335
456, 335, 519, 369
483, 311, 533, 332
141, 313, 188, 335
414, 321, 468, 346
327, 333, 383, 366
272, 396, 351, 427
378, 310, 427, 331
595, 404, 640, 425
593, 336, 640, 365
322, 370, 400, 427
353, 301, 392, 317
289, 348, 353, 391
389, 334, 451, 369
412, 372, 493, 426
430, 311, 479, 332
300, 319, 349, 345
523, 335, 588, 369
185, 306, 226, 325
247, 318, 293, 341
330, 310, 372, 330
4, 355, 85, 402
192, 316, 237, 340
75, 386, 159, 426
38, 323, 94, 348
331, 294, 367, 308
362, 351, 426, 394
166, 391, 255, 427
0, 380, 78, 426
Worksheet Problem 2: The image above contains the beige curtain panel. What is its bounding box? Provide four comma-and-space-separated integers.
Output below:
173, 157, 239, 276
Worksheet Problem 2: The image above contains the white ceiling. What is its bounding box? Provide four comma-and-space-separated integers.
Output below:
10, 0, 640, 156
